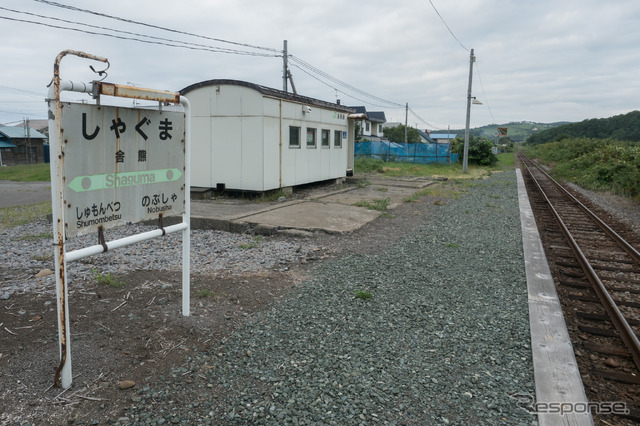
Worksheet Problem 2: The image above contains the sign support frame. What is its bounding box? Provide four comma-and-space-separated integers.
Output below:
47, 50, 191, 389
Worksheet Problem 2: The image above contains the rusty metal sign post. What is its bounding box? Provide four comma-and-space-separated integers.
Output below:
47, 50, 191, 389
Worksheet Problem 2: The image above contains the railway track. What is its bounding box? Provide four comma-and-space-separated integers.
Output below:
519, 154, 640, 423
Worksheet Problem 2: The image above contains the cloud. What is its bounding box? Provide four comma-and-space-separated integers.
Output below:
1, 0, 640, 129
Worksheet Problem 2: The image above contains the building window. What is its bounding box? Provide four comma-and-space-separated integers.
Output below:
378, 124, 383, 134
365, 122, 370, 132
289, 126, 300, 148
321, 129, 330, 148
306, 128, 316, 148
334, 130, 342, 148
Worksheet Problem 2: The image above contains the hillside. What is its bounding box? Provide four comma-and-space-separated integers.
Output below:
525, 110, 640, 145
438, 121, 569, 143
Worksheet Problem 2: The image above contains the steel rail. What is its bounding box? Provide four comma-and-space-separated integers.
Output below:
520, 155, 640, 371
524, 155, 640, 265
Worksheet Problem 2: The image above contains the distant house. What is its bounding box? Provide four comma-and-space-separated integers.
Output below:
416, 129, 436, 144
349, 106, 386, 141
0, 125, 48, 166
430, 133, 457, 144
14, 120, 49, 138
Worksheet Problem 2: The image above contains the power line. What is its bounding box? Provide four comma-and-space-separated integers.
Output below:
426, 0, 468, 52
474, 61, 496, 124
0, 85, 44, 98
7, 2, 443, 128
0, 15, 278, 57
289, 55, 404, 108
1, 6, 276, 57
408, 107, 438, 129
31, 0, 279, 54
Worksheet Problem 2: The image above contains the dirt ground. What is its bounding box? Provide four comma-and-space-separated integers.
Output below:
0, 178, 448, 425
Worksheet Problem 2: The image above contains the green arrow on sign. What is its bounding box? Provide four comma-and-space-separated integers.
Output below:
68, 168, 183, 192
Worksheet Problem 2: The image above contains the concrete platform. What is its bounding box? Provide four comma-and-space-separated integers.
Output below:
182, 175, 436, 235
516, 169, 593, 426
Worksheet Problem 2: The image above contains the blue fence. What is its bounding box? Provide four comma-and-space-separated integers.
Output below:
355, 141, 459, 165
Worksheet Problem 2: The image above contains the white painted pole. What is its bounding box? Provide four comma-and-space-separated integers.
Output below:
180, 96, 191, 317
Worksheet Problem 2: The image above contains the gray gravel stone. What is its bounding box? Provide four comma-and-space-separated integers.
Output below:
126, 171, 538, 425
0, 221, 323, 298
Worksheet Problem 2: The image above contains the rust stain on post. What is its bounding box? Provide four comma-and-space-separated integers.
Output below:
96, 82, 181, 104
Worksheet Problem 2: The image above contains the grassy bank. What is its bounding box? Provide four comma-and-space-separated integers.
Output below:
525, 138, 640, 199
354, 152, 514, 180
0, 201, 52, 229
0, 163, 51, 182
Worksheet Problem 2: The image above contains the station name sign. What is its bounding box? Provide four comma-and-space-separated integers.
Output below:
60, 102, 185, 238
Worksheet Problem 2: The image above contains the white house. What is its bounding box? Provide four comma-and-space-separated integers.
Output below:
181, 80, 355, 192
350, 106, 386, 141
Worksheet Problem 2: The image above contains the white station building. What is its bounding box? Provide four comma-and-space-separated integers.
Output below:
180, 79, 356, 192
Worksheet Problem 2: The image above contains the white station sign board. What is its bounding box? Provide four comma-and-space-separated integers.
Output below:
59, 102, 185, 238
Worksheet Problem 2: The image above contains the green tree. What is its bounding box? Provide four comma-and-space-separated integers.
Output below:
354, 122, 363, 143
451, 135, 498, 166
383, 125, 421, 143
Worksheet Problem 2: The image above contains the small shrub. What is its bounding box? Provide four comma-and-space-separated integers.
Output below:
355, 290, 373, 300
197, 289, 216, 299
91, 269, 125, 288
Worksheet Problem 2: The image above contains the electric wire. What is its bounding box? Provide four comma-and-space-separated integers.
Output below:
4, 3, 447, 130
31, 0, 279, 54
0, 85, 44, 98
0, 6, 276, 57
288, 63, 394, 109
0, 16, 278, 57
474, 61, 497, 125
289, 56, 405, 108
427, 0, 468, 52
408, 107, 438, 129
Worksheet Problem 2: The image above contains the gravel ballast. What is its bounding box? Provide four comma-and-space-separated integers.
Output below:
124, 171, 537, 425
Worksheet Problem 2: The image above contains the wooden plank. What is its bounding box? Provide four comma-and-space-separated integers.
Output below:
582, 341, 630, 357
517, 169, 594, 426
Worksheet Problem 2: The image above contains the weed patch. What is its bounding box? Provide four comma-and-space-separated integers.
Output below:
19, 232, 52, 241
353, 198, 390, 211
0, 202, 52, 229
354, 290, 373, 300
91, 269, 126, 288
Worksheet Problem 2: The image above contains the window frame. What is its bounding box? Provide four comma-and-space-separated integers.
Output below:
334, 130, 343, 148
306, 127, 317, 148
289, 126, 301, 148
321, 129, 330, 148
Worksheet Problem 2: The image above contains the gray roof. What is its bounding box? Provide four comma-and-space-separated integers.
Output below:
367, 111, 386, 123
181, 79, 355, 114
0, 125, 47, 140
347, 106, 386, 123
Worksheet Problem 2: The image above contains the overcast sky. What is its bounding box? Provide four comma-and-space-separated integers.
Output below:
1, 0, 639, 130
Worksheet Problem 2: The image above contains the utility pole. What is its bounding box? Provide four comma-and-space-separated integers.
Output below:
463, 49, 475, 173
283, 40, 288, 93
24, 117, 32, 164
404, 103, 408, 144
